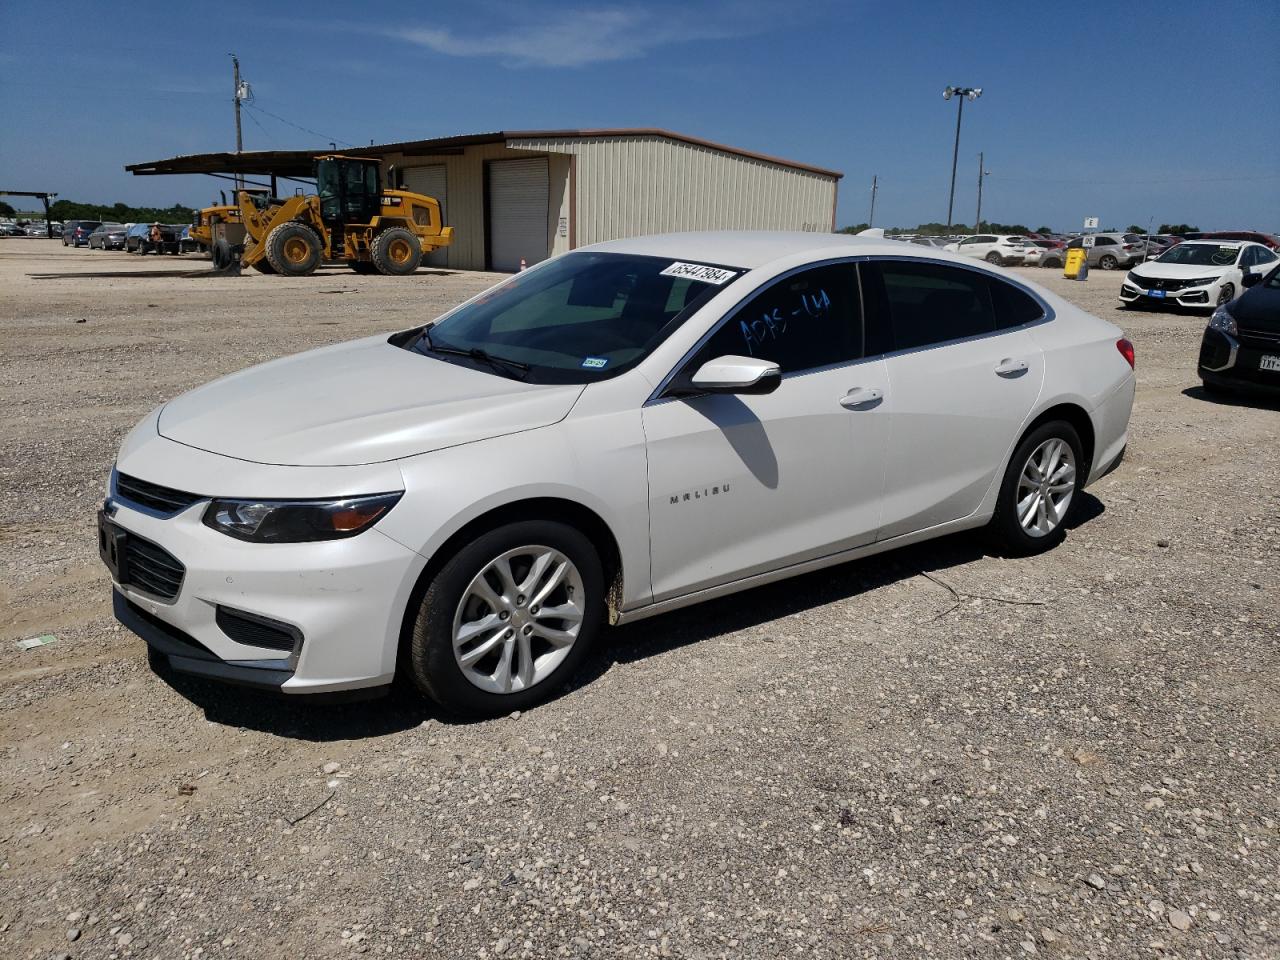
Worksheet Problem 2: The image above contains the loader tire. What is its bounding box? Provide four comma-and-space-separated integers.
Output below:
371, 227, 422, 276
251, 259, 277, 274
347, 260, 378, 275
265, 221, 322, 276
211, 239, 232, 270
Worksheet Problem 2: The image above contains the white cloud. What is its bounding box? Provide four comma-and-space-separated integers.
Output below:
387, 4, 772, 68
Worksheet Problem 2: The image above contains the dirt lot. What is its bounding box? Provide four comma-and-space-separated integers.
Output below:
1, 240, 1276, 960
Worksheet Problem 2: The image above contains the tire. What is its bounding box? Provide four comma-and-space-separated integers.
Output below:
251, 259, 277, 274
211, 239, 232, 270
985, 252, 1002, 264
370, 227, 422, 276
264, 221, 322, 276
407, 520, 605, 717
1099, 255, 1118, 270
1216, 283, 1234, 306
987, 420, 1084, 556
347, 260, 378, 275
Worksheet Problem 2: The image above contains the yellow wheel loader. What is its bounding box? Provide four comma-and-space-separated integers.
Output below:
190, 202, 241, 251
211, 155, 452, 277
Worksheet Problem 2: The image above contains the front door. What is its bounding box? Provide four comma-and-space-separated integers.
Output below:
643, 262, 889, 602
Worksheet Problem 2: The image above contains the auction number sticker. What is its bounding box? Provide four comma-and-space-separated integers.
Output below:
660, 262, 737, 285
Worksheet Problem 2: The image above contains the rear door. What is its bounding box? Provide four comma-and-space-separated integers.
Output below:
862, 259, 1045, 539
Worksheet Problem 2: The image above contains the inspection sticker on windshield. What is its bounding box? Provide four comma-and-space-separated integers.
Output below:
581, 357, 609, 369
660, 262, 736, 285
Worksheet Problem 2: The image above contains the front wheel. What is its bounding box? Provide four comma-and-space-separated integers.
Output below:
264, 221, 322, 276
1216, 283, 1235, 306
987, 421, 1084, 556
985, 252, 1002, 264
407, 520, 604, 717
1099, 255, 1118, 270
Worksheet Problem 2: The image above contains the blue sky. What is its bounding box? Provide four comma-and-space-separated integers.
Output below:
2, 0, 1277, 231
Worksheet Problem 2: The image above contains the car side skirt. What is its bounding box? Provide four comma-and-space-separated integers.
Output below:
614, 512, 990, 626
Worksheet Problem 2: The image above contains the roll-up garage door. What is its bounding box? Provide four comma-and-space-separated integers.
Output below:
488, 157, 548, 272
401, 165, 448, 266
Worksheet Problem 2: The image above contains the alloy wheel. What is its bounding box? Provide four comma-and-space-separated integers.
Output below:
1016, 438, 1076, 538
1217, 283, 1234, 305
452, 545, 585, 695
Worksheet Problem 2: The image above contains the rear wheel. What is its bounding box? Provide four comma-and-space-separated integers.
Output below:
985, 252, 1002, 264
1099, 254, 1119, 270
265, 221, 322, 276
988, 420, 1084, 556
371, 227, 422, 276
407, 520, 604, 717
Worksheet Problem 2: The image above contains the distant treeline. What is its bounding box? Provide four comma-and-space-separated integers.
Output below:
34, 200, 199, 224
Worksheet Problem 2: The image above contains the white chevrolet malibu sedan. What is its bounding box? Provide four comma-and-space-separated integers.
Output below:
100, 232, 1135, 715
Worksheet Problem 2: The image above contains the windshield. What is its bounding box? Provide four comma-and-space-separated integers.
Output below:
1156, 244, 1241, 266
408, 252, 741, 384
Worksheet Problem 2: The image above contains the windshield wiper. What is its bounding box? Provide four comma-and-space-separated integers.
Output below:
416, 328, 531, 379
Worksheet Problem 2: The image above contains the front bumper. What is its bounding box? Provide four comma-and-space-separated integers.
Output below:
1119, 280, 1215, 308
1198, 327, 1280, 394
103, 489, 427, 695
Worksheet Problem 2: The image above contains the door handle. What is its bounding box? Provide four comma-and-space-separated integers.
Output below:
995, 358, 1030, 377
839, 387, 884, 410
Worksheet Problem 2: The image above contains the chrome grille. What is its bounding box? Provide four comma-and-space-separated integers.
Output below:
115, 473, 203, 515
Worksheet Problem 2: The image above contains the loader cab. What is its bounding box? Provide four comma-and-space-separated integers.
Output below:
315, 156, 381, 227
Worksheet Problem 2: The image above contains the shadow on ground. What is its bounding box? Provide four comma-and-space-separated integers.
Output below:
159, 493, 1103, 740
1182, 385, 1280, 411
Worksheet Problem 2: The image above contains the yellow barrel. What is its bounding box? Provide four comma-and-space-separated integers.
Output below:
1064, 248, 1087, 279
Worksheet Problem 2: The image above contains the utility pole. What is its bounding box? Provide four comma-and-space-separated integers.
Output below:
230, 54, 243, 192
868, 174, 878, 228
974, 152, 986, 234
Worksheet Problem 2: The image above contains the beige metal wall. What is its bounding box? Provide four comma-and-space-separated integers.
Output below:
509, 134, 838, 247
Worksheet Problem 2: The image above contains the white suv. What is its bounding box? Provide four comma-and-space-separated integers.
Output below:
945, 234, 1033, 266
100, 233, 1135, 716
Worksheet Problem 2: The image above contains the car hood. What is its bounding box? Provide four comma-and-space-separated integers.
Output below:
157, 335, 585, 466
1230, 283, 1280, 332
1130, 262, 1232, 280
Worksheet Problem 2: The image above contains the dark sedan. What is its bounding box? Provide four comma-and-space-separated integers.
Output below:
62, 220, 102, 247
1199, 265, 1280, 397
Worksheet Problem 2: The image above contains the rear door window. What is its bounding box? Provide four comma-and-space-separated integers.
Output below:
863, 261, 998, 353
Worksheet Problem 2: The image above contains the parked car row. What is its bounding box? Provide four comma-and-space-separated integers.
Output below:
59, 220, 196, 254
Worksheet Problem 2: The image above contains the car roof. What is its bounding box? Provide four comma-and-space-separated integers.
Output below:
1178, 238, 1248, 246
580, 230, 963, 270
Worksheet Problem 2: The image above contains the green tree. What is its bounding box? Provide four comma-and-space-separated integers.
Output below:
1035, 225, 1053, 234
1158, 223, 1199, 235
0, 200, 15, 218
837, 223, 870, 234
1125, 224, 1146, 234
48, 199, 197, 224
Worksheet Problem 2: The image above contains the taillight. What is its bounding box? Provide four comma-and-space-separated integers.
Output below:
1117, 338, 1135, 369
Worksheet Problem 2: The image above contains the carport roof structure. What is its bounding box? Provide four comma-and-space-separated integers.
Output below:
124, 129, 844, 180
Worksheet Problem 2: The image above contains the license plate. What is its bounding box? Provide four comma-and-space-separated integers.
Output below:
1147, 289, 1165, 298
1261, 355, 1280, 373
97, 511, 128, 585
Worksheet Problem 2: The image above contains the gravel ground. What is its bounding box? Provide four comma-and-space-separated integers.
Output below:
1, 241, 1276, 960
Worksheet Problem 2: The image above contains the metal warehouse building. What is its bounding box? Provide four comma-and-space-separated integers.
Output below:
127, 128, 842, 272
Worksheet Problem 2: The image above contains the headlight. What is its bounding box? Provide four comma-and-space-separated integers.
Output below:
1208, 304, 1237, 336
1187, 277, 1219, 288
203, 492, 402, 543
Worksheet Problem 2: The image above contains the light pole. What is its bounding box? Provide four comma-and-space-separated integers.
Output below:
974, 152, 990, 234
943, 85, 982, 232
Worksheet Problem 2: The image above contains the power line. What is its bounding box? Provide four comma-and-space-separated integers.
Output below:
242, 102, 355, 148
241, 106, 277, 147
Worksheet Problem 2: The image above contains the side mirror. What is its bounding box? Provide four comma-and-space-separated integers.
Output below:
689, 355, 782, 395
1242, 270, 1262, 288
